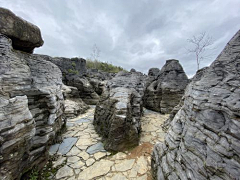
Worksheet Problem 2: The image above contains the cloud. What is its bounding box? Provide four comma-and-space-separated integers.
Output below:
1, 0, 240, 76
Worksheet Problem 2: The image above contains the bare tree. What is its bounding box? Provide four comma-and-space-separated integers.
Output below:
187, 32, 214, 70
90, 44, 101, 69
91, 44, 100, 61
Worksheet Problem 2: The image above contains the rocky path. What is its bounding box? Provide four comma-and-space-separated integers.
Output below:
47, 106, 168, 180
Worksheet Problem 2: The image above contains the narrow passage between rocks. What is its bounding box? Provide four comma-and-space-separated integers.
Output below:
47, 106, 168, 180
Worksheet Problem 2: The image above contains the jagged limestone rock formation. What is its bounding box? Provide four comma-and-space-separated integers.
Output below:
146, 68, 160, 87
152, 30, 240, 180
143, 59, 189, 114
162, 67, 209, 132
86, 68, 114, 81
107, 70, 146, 96
64, 76, 103, 105
94, 71, 145, 151
62, 85, 89, 118
36, 55, 87, 83
0, 15, 64, 179
0, 8, 44, 53
41, 55, 109, 105
94, 87, 142, 151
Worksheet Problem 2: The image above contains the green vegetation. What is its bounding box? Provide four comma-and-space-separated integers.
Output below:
28, 169, 38, 180
71, 62, 76, 67
71, 57, 79, 61
68, 68, 79, 74
86, 59, 126, 73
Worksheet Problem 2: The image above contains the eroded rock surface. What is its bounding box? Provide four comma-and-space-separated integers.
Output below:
152, 30, 240, 180
62, 85, 89, 118
0, 8, 43, 53
107, 70, 146, 96
143, 59, 189, 113
42, 56, 108, 105
0, 34, 64, 179
94, 87, 142, 151
94, 71, 146, 151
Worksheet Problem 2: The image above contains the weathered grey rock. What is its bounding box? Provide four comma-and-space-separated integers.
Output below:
148, 68, 160, 77
94, 70, 146, 151
0, 33, 64, 180
62, 85, 89, 118
94, 87, 142, 151
0, 8, 43, 53
86, 68, 114, 81
162, 67, 209, 132
42, 56, 113, 105
152, 30, 240, 180
39, 55, 104, 105
130, 68, 136, 72
64, 98, 89, 118
37, 55, 87, 82
143, 59, 189, 113
107, 70, 146, 96
64, 76, 102, 105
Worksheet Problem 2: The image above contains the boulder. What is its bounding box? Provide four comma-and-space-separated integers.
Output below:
143, 59, 189, 113
130, 68, 136, 72
0, 8, 43, 53
148, 68, 160, 77
0, 34, 64, 180
107, 70, 146, 96
94, 70, 145, 151
94, 87, 142, 151
152, 30, 240, 180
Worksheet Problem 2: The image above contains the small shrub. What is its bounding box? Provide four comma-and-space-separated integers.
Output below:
71, 62, 76, 67
71, 57, 79, 61
86, 59, 126, 73
28, 169, 38, 180
68, 69, 79, 74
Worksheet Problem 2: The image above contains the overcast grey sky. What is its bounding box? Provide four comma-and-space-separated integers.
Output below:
1, 0, 240, 76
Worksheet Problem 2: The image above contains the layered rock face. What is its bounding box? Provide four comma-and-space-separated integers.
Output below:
86, 68, 114, 81
62, 85, 89, 118
0, 7, 44, 53
143, 60, 189, 113
37, 55, 87, 83
152, 30, 240, 180
107, 71, 146, 96
42, 55, 109, 105
94, 71, 145, 151
0, 11, 64, 179
64, 75, 103, 105
162, 67, 209, 132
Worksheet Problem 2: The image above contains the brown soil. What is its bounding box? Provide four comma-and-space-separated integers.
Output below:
126, 142, 154, 159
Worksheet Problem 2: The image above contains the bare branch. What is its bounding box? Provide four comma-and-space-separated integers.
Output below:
90, 44, 101, 61
187, 31, 214, 71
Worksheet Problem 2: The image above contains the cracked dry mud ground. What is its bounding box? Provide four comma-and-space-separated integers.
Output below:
47, 106, 168, 180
